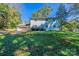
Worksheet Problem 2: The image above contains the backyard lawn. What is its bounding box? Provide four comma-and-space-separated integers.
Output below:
0, 31, 79, 56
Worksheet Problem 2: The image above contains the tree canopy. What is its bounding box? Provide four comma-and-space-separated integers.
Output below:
0, 3, 21, 29
32, 4, 52, 18
56, 4, 68, 31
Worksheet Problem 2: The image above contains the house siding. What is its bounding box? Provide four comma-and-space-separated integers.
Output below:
30, 20, 47, 28
30, 17, 59, 31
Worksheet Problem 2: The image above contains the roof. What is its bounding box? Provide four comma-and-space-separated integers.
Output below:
30, 17, 58, 21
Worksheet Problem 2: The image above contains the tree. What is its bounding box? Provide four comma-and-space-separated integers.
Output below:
68, 19, 79, 32
69, 3, 79, 19
56, 4, 68, 31
7, 7, 21, 28
0, 3, 21, 29
0, 3, 9, 29
66, 4, 79, 31
32, 4, 52, 18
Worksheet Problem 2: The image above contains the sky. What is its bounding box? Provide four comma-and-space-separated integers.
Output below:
10, 3, 70, 23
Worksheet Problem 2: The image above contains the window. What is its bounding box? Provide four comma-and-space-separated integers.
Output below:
53, 24, 56, 28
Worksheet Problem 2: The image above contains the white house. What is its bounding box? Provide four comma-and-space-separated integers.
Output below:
46, 20, 59, 31
30, 17, 59, 31
30, 17, 46, 29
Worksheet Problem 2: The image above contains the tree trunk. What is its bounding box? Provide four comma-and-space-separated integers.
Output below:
59, 20, 62, 31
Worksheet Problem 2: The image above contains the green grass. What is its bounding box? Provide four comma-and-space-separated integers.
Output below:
0, 31, 79, 56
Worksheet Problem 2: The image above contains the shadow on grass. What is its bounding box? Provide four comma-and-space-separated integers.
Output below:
0, 31, 79, 56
